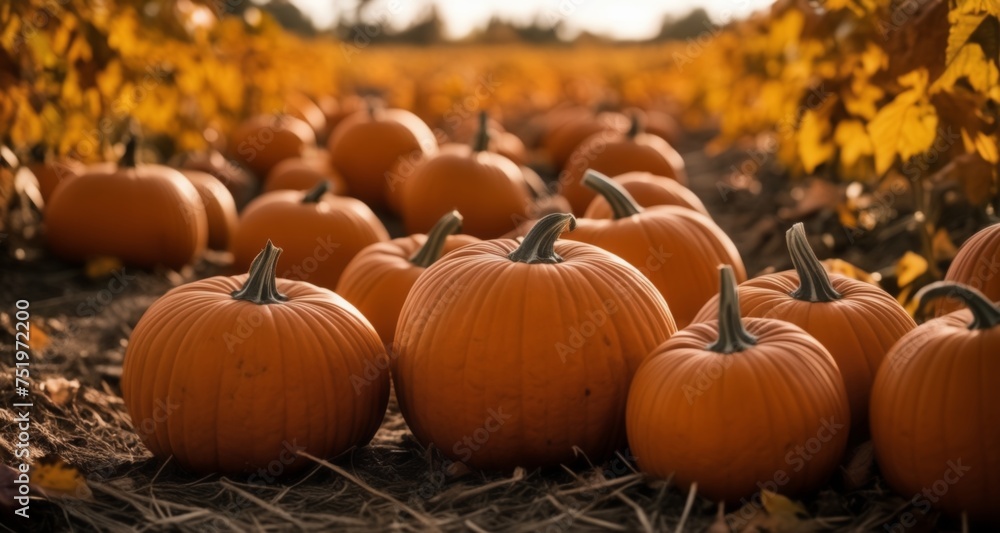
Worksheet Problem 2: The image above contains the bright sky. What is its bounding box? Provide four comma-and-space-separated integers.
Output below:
286, 0, 776, 39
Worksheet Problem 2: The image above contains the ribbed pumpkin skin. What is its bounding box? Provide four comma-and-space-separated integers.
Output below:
626, 318, 850, 503
584, 171, 710, 219
560, 132, 687, 215
231, 191, 389, 290
122, 276, 389, 474
328, 108, 437, 210
692, 273, 916, 438
229, 115, 316, 179
46, 166, 207, 269
401, 151, 531, 239
565, 206, 746, 328
336, 233, 479, 345
870, 310, 1000, 523
938, 223, 1000, 315
181, 170, 239, 251
392, 240, 676, 470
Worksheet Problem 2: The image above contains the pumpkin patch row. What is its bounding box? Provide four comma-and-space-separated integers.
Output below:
30, 95, 999, 525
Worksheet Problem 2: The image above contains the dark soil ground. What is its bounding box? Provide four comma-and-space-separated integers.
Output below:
0, 135, 985, 532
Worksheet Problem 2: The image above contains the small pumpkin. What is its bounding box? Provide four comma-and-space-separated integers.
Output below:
542, 108, 629, 170
26, 146, 84, 204
692, 223, 916, 438
122, 241, 389, 475
285, 92, 328, 140
627, 265, 851, 503
393, 213, 676, 470
936, 222, 1000, 315
584, 171, 709, 219
400, 113, 532, 239
560, 113, 687, 215
564, 170, 745, 328
46, 134, 208, 269
264, 151, 347, 194
180, 170, 239, 251
179, 148, 257, 209
231, 181, 389, 290
337, 210, 479, 345
229, 114, 316, 180
870, 282, 1000, 523
328, 100, 438, 210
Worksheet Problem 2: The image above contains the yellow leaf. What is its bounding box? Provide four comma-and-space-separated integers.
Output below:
956, 0, 1000, 16
835, 120, 873, 167
96, 60, 124, 99
798, 107, 835, 173
932, 43, 1000, 95
973, 131, 999, 163
932, 228, 959, 262
868, 70, 939, 175
823, 258, 879, 286
843, 76, 884, 119
945, 11, 988, 66
41, 377, 80, 407
32, 459, 92, 500
29, 319, 51, 353
859, 42, 887, 76
896, 251, 928, 288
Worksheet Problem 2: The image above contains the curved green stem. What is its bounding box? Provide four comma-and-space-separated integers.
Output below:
472, 111, 491, 152
410, 210, 464, 268
232, 240, 287, 304
917, 282, 1000, 330
786, 223, 842, 302
582, 170, 643, 219
303, 180, 331, 203
707, 265, 758, 354
508, 213, 576, 264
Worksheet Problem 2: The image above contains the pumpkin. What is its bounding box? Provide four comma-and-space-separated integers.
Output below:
285, 92, 328, 140
400, 113, 532, 239
46, 135, 208, 269
627, 265, 851, 503
319, 94, 365, 139
328, 100, 437, 210
122, 241, 389, 474
180, 170, 239, 251
870, 282, 1000, 523
936, 222, 1000, 315
264, 152, 347, 194
692, 223, 915, 439
179, 148, 257, 209
449, 114, 527, 167
542, 109, 629, 170
231, 181, 389, 290
564, 170, 745, 328
336, 210, 479, 345
560, 114, 687, 215
392, 213, 676, 470
26, 146, 84, 204
584, 171, 709, 219
229, 114, 316, 180
625, 107, 680, 146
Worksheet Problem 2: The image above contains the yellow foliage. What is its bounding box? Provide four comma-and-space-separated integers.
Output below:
867, 70, 939, 175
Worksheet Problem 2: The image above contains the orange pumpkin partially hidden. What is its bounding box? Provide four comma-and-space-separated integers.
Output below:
584, 171, 709, 219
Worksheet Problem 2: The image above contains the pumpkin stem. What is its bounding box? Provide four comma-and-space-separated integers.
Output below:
302, 180, 331, 203
232, 240, 287, 304
410, 210, 464, 268
366, 97, 383, 121
786, 223, 842, 302
582, 169, 643, 219
626, 112, 643, 139
916, 282, 1000, 330
707, 265, 758, 354
471, 111, 491, 153
508, 213, 576, 264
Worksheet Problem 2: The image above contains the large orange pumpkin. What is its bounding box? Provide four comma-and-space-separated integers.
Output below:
692, 223, 915, 439
400, 114, 532, 239
392, 213, 676, 470
328, 101, 437, 210
564, 170, 745, 328
231, 181, 389, 290
584, 171, 709, 219
229, 114, 316, 180
180, 170, 239, 251
122, 241, 389, 475
627, 265, 851, 503
46, 136, 208, 269
936, 222, 1000, 315
871, 282, 1000, 524
336, 210, 479, 345
560, 114, 687, 215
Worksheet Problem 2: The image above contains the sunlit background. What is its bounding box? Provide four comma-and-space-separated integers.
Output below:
286, 0, 776, 40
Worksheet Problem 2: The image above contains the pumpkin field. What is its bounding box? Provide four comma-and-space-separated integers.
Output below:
2, 0, 1000, 531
